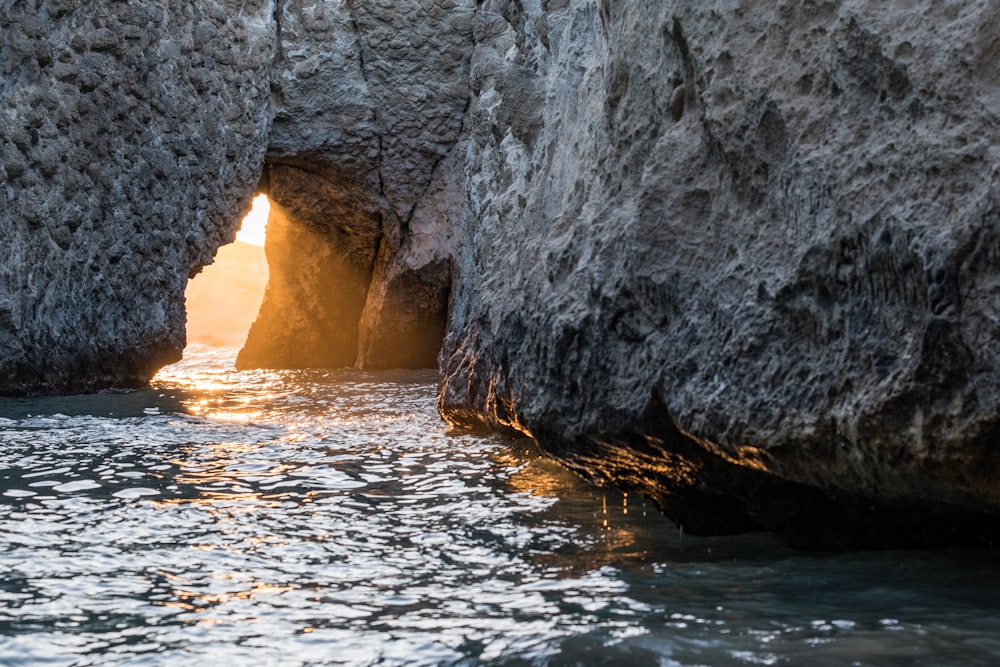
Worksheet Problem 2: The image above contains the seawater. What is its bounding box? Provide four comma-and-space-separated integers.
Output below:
1, 345, 999, 666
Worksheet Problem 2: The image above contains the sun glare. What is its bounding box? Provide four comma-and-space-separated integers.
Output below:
236, 194, 270, 247
183, 194, 270, 348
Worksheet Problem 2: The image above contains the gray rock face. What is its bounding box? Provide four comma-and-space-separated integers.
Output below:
438, 0, 1000, 547
237, 0, 472, 370
0, 0, 273, 393
3, 0, 1000, 546
1, 0, 470, 383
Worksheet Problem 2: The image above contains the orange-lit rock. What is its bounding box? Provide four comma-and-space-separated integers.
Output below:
236, 171, 379, 370
236, 0, 471, 370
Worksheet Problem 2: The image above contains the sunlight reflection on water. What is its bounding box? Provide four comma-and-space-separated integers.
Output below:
1, 345, 1000, 666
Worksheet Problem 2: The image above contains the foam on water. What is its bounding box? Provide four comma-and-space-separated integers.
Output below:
1, 345, 999, 666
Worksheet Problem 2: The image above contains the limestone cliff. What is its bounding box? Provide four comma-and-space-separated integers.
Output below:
439, 0, 1000, 547
3, 0, 1000, 547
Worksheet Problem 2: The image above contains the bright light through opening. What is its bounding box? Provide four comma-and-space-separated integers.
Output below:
183, 195, 270, 348
236, 194, 270, 247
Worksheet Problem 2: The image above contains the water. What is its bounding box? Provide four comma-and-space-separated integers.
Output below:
1, 345, 999, 666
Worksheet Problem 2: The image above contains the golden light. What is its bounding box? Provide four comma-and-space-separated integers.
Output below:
236, 194, 270, 247
184, 195, 270, 347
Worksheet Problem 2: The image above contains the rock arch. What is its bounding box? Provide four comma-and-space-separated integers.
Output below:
236, 0, 474, 370
0, 0, 474, 390
6, 0, 1000, 549
235, 158, 453, 371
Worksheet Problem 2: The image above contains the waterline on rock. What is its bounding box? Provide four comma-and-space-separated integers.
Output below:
1, 346, 998, 666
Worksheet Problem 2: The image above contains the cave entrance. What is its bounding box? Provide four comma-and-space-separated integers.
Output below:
230, 163, 451, 372
184, 194, 270, 349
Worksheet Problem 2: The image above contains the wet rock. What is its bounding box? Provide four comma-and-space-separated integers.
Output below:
356, 138, 466, 369
439, 1, 1000, 548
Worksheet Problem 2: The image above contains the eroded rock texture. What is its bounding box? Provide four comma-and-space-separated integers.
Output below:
4, 0, 1000, 547
0, 0, 273, 393
439, 1, 1000, 547
237, 0, 472, 369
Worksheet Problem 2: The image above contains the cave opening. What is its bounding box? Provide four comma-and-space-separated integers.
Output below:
185, 162, 451, 372
235, 162, 452, 372
184, 194, 270, 349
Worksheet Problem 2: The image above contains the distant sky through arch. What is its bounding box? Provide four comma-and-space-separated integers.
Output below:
236, 194, 269, 247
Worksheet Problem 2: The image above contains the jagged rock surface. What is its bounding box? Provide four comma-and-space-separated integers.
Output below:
4, 0, 1000, 547
0, 0, 273, 393
439, 0, 1000, 547
238, 0, 473, 370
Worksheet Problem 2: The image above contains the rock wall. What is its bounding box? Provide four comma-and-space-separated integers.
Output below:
438, 0, 1000, 547
0, 0, 274, 393
238, 0, 473, 370
4, 0, 1000, 546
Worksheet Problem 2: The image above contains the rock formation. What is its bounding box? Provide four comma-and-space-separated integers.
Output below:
3, 0, 1000, 546
0, 0, 273, 393
237, 0, 471, 370
439, 0, 1000, 547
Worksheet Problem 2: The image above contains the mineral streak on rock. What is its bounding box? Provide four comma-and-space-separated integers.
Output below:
438, 0, 1000, 547
0, 0, 274, 393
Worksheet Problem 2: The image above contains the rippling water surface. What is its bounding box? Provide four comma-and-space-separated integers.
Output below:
2, 345, 999, 666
